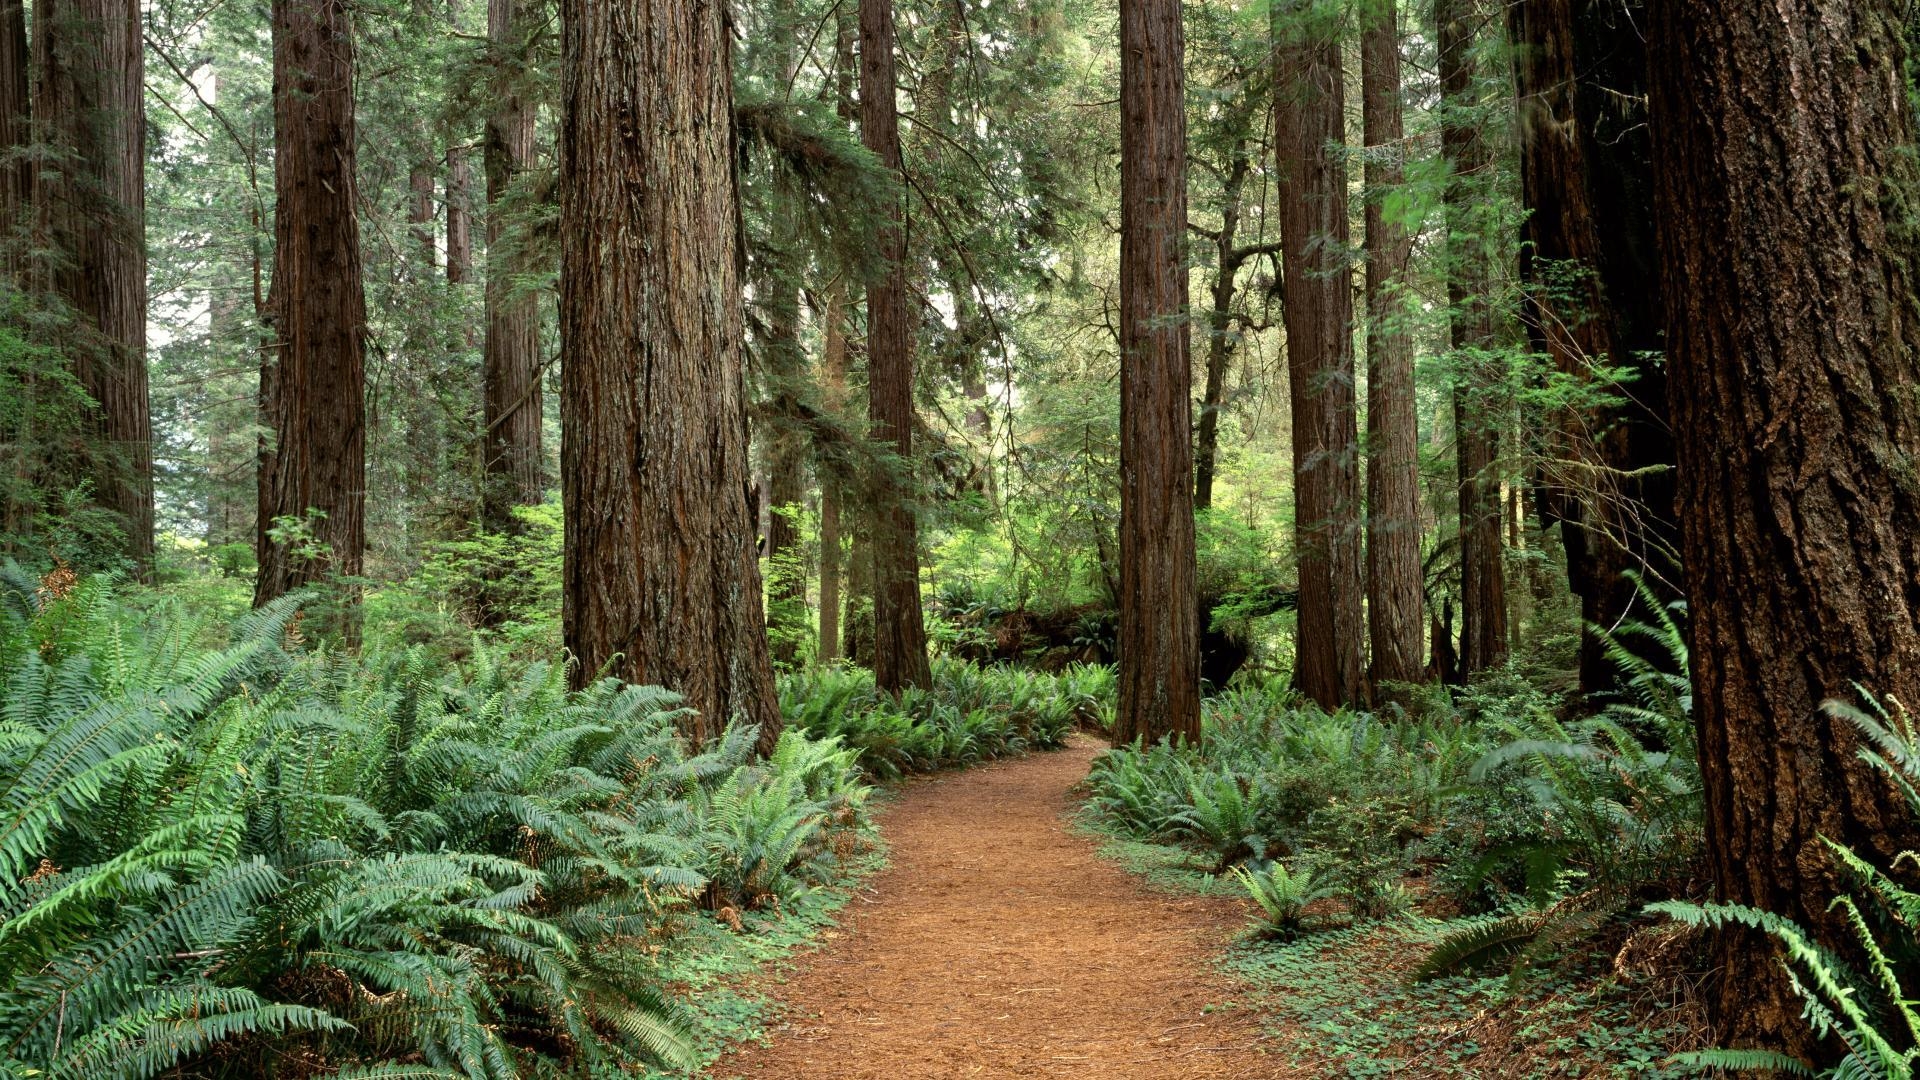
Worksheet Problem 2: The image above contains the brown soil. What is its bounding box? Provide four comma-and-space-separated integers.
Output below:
711, 737, 1296, 1079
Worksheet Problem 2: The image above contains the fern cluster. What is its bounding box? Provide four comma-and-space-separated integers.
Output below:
0, 567, 870, 1079
778, 658, 1097, 777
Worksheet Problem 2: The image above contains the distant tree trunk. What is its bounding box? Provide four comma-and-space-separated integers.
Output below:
33, 0, 152, 572
1649, 0, 1920, 1057
760, 265, 808, 667
1361, 0, 1424, 689
858, 0, 932, 694
445, 148, 472, 284
1438, 0, 1507, 676
843, 533, 874, 667
1275, 0, 1364, 708
1113, 0, 1200, 745
559, 0, 781, 751
480, 0, 542, 534
0, 0, 25, 252
816, 286, 849, 665
408, 165, 436, 270
1508, 0, 1675, 697
1192, 137, 1261, 515
256, 0, 367, 611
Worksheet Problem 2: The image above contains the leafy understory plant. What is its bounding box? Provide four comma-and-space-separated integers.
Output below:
1232, 858, 1341, 940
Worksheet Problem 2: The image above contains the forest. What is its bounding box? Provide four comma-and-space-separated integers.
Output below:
0, 0, 1916, 1075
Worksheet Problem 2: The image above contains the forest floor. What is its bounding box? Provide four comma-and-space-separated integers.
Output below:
709, 736, 1295, 1078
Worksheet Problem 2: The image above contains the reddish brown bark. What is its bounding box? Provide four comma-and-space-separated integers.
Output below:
481, 0, 543, 533
1274, 0, 1364, 709
1113, 0, 1200, 745
858, 0, 932, 694
0, 0, 25, 245
1438, 0, 1507, 676
33, 0, 152, 571
559, 0, 781, 750
446, 148, 472, 285
1649, 0, 1920, 1056
256, 0, 367, 612
817, 284, 849, 665
1361, 0, 1423, 689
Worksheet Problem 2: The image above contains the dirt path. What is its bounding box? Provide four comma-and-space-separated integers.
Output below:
711, 737, 1292, 1079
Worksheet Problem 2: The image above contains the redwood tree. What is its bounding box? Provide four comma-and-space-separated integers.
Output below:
1360, 0, 1423, 688
559, 0, 781, 750
1438, 0, 1507, 676
1649, 0, 1920, 1054
858, 0, 932, 694
256, 0, 366, 608
480, 0, 543, 533
1509, 0, 1675, 697
1274, 0, 1364, 708
34, 0, 152, 571
1114, 0, 1200, 744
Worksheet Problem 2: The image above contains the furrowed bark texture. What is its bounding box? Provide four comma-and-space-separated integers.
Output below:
256, 0, 366, 608
1649, 0, 1920, 1056
1361, 0, 1424, 688
1115, 0, 1200, 744
481, 0, 543, 532
559, 0, 781, 751
1439, 0, 1507, 676
1510, 0, 1675, 696
1275, 0, 1365, 708
859, 0, 932, 694
34, 0, 152, 570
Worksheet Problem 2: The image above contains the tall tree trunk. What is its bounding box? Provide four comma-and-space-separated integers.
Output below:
1362, 0, 1424, 689
256, 0, 367, 612
816, 283, 849, 665
480, 0, 542, 534
1438, 0, 1507, 676
559, 0, 781, 751
1649, 0, 1920, 1057
33, 0, 152, 572
1113, 0, 1200, 744
858, 0, 932, 694
0, 0, 26, 255
1275, 0, 1365, 708
760, 263, 808, 667
1509, 0, 1675, 697
446, 148, 472, 284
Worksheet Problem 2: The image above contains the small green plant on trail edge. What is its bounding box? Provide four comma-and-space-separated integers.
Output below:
1232, 858, 1341, 940
1652, 693, 1920, 1079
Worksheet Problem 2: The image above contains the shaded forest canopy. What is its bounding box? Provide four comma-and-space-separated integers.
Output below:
4, 0, 1920, 1076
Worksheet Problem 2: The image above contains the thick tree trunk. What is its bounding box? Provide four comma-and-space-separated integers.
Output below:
1509, 0, 1676, 697
1275, 0, 1365, 708
1438, 0, 1507, 676
858, 0, 932, 694
559, 0, 781, 751
817, 286, 849, 665
33, 0, 152, 572
257, 0, 367, 613
1113, 0, 1200, 744
1649, 0, 1920, 1057
480, 0, 543, 533
0, 0, 25, 251
1361, 0, 1424, 689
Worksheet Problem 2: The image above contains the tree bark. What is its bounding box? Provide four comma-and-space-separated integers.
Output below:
1361, 0, 1424, 689
1113, 0, 1200, 744
33, 0, 152, 572
0, 0, 25, 254
817, 283, 849, 665
1275, 0, 1365, 709
480, 0, 543, 534
256, 0, 367, 613
858, 0, 932, 694
446, 147, 473, 285
1438, 0, 1507, 676
1649, 0, 1920, 1057
1508, 0, 1676, 697
559, 0, 781, 751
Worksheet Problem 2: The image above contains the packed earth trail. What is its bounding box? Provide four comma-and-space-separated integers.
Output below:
713, 737, 1292, 1079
